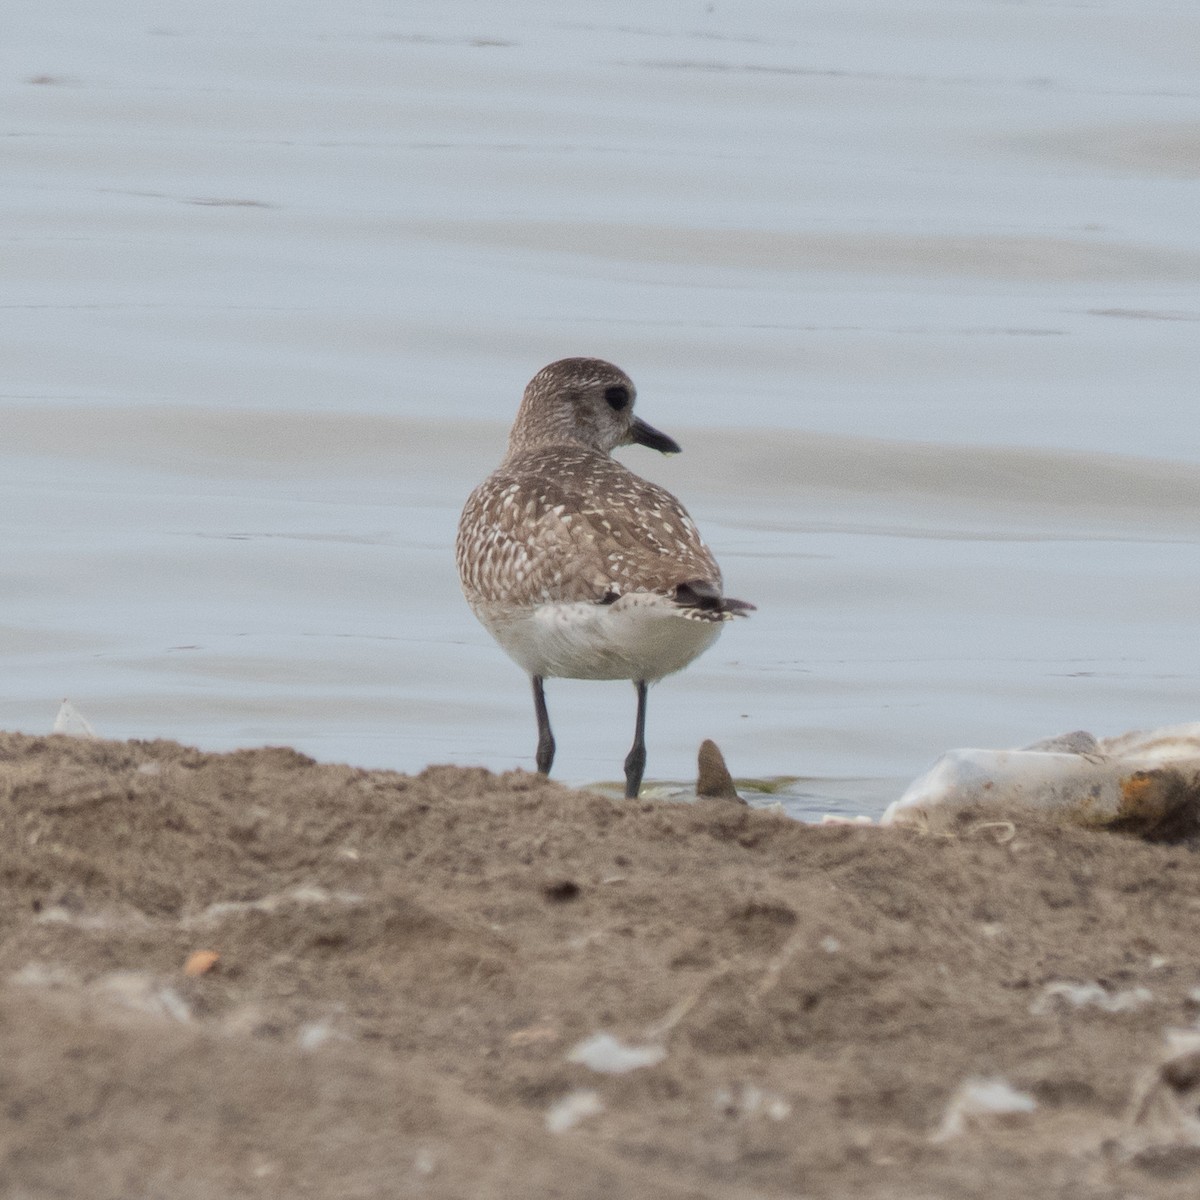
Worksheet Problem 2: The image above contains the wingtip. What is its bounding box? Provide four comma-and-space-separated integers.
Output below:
724, 597, 756, 617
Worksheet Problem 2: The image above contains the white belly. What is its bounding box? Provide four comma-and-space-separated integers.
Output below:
481, 595, 723, 682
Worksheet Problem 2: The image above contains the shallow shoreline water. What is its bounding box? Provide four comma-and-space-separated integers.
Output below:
4, 1, 1200, 818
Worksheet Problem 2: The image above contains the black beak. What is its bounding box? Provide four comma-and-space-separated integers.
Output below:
629, 417, 681, 455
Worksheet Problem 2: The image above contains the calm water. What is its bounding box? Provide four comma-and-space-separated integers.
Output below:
4, 1, 1200, 818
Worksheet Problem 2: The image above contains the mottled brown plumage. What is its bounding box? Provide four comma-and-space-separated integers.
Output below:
457, 445, 723, 614
455, 357, 752, 797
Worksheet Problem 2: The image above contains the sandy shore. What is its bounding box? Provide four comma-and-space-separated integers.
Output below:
3, 730, 1200, 1198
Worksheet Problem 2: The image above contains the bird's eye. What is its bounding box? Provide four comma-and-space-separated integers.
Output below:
604, 385, 630, 411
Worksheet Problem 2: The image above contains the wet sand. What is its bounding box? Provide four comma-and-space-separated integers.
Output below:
5, 730, 1200, 1198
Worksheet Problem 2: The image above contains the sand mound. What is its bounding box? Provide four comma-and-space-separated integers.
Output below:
3, 731, 1200, 1198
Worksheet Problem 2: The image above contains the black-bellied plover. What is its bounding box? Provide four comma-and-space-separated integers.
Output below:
456, 357, 753, 798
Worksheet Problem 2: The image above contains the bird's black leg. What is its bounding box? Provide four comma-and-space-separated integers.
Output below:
623, 679, 649, 799
531, 675, 555, 775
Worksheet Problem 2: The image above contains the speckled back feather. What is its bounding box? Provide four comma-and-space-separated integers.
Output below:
456, 445, 724, 613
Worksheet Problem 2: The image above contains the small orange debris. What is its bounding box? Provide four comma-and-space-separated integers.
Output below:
184, 949, 221, 977
1120, 771, 1156, 810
